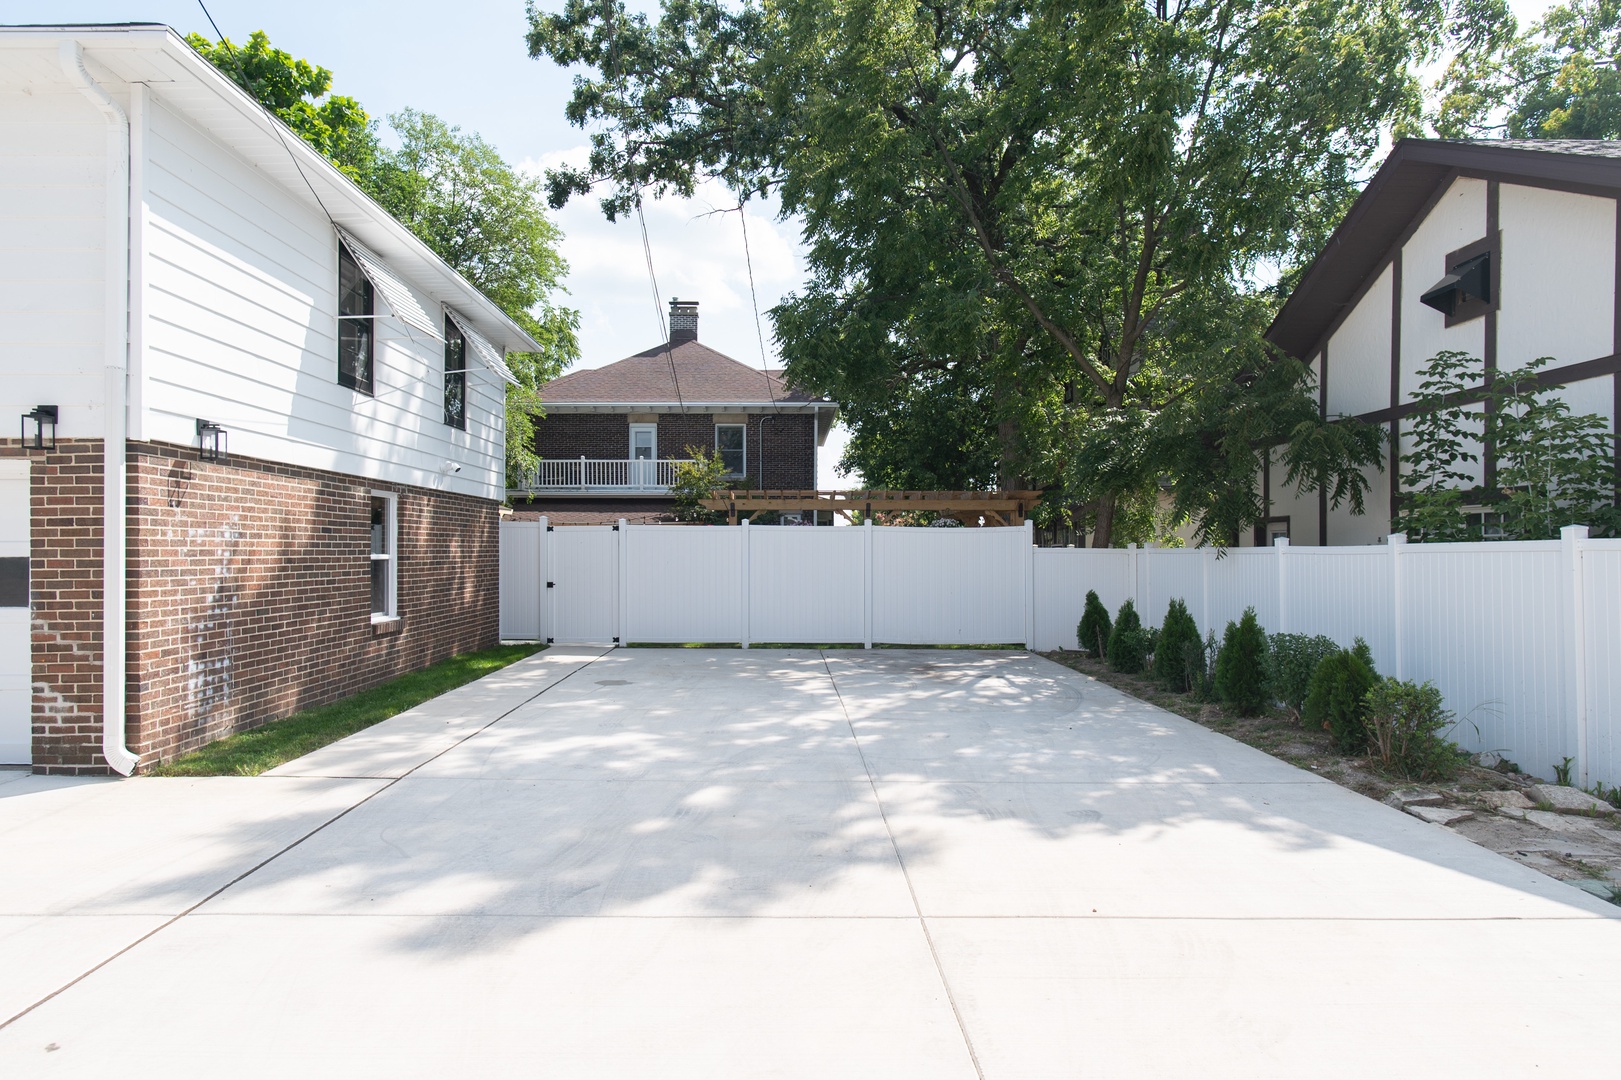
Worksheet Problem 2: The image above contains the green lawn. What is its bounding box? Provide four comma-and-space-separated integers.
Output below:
149, 643, 546, 777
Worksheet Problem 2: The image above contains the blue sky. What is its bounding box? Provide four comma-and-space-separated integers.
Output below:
14, 0, 1563, 485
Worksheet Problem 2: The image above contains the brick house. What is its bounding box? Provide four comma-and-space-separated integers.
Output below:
0, 26, 536, 773
512, 300, 839, 523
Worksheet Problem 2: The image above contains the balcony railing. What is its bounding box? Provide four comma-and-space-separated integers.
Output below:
513, 458, 694, 493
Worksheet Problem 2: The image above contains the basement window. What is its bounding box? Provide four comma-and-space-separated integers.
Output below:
370, 493, 397, 621
1419, 237, 1496, 326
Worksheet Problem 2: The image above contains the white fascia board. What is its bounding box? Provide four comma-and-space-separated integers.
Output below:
6, 26, 546, 356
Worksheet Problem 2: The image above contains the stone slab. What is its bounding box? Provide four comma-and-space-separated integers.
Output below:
1405, 805, 1475, 826
1529, 785, 1617, 815
1384, 788, 1444, 808
1476, 790, 1534, 810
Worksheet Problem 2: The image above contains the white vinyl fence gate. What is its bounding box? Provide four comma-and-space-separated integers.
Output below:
501, 519, 1621, 790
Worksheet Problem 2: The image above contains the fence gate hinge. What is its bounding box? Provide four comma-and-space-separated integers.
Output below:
546, 637, 554, 644
613, 636, 620, 644
612, 524, 620, 531
546, 525, 554, 532
546, 581, 555, 589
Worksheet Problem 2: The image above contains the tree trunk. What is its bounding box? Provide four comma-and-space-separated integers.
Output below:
1092, 492, 1117, 548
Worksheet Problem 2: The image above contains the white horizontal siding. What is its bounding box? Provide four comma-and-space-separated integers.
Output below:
140, 95, 505, 499
0, 89, 108, 435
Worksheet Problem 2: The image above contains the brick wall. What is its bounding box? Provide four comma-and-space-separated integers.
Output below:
534, 412, 816, 490
8, 438, 500, 774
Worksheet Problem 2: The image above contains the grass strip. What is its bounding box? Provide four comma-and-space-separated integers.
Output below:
149, 643, 546, 777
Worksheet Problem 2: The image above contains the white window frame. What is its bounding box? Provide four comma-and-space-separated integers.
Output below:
370, 490, 399, 623
715, 423, 746, 478
628, 423, 658, 460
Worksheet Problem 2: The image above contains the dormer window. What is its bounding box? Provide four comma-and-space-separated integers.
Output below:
1419, 237, 1496, 326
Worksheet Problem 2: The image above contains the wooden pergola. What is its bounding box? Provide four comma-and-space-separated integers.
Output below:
701, 489, 1044, 526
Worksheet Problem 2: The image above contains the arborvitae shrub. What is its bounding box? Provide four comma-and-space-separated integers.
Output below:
1266, 633, 1340, 722
1213, 607, 1269, 715
1106, 599, 1145, 674
1154, 599, 1201, 692
1077, 590, 1112, 658
1304, 644, 1379, 753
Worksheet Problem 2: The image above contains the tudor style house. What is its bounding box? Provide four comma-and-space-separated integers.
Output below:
0, 26, 535, 772
511, 300, 839, 524
1255, 139, 1621, 546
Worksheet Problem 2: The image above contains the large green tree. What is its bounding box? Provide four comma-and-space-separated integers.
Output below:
1431, 0, 1621, 138
190, 32, 579, 482
528, 0, 1454, 545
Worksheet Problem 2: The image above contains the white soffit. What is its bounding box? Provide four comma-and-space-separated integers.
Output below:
336, 226, 443, 342
446, 307, 520, 386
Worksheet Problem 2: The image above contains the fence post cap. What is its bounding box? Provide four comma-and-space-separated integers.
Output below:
1387, 533, 1407, 546
1273, 536, 1290, 549
1561, 524, 1591, 541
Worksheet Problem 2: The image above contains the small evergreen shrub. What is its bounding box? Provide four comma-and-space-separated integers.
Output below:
1213, 607, 1269, 715
1304, 643, 1378, 753
1364, 677, 1464, 780
1266, 633, 1340, 722
1077, 590, 1112, 658
1154, 599, 1202, 692
1106, 599, 1146, 674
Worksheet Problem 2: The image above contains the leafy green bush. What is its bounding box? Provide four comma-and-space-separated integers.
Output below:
1213, 607, 1269, 715
1185, 632, 1216, 700
1304, 643, 1378, 752
1077, 590, 1112, 658
1364, 678, 1464, 780
1106, 599, 1146, 674
668, 446, 729, 523
1154, 598, 1201, 692
1266, 633, 1340, 722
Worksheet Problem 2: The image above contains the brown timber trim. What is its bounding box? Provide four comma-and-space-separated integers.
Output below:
1389, 250, 1402, 523
1319, 343, 1329, 545
1303, 171, 1460, 364
1484, 182, 1500, 490
1350, 353, 1621, 425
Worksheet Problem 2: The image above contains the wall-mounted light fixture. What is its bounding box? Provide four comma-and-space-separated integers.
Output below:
196, 419, 227, 463
21, 405, 57, 451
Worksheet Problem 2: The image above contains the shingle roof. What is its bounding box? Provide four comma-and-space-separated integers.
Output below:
541, 340, 827, 404
1445, 138, 1621, 158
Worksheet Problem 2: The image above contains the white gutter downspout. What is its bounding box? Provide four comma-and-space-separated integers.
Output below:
61, 41, 139, 776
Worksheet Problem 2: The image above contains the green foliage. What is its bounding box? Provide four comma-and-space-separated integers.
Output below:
1186, 632, 1219, 701
190, 31, 580, 483
529, 0, 1423, 545
1364, 678, 1465, 780
1266, 633, 1341, 722
1154, 599, 1202, 692
1213, 608, 1270, 716
668, 446, 730, 523
1077, 590, 1112, 659
1431, 0, 1621, 139
1304, 645, 1379, 753
1397, 352, 1619, 541
1106, 599, 1146, 674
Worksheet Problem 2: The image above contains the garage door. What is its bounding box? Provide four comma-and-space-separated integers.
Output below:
0, 460, 28, 765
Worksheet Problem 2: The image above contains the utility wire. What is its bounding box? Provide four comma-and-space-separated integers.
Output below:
737, 203, 780, 413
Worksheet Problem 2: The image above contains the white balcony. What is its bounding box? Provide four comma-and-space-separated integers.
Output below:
513, 458, 694, 493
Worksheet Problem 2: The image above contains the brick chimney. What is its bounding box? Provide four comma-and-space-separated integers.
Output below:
669, 298, 699, 343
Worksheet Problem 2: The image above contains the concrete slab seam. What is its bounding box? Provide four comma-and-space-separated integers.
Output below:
819, 650, 988, 1080
0, 649, 612, 1033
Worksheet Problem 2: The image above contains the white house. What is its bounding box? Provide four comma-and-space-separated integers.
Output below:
1256, 138, 1620, 546
0, 24, 539, 773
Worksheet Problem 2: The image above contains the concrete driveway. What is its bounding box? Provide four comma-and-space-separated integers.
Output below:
1, 648, 1617, 1078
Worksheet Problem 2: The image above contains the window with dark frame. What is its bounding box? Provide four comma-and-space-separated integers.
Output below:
370, 495, 395, 618
443, 314, 467, 430
715, 424, 746, 477
338, 242, 375, 395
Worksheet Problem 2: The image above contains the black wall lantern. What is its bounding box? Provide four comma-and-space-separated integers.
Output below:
21, 405, 57, 451
196, 419, 228, 463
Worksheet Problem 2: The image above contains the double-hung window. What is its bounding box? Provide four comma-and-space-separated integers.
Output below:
338, 242, 375, 395
715, 424, 746, 477
443, 314, 467, 430
370, 493, 397, 620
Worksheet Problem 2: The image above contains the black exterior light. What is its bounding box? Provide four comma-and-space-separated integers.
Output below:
1420, 251, 1492, 321
196, 419, 228, 463
21, 405, 57, 451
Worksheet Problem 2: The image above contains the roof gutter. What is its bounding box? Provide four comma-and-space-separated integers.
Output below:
61, 39, 139, 776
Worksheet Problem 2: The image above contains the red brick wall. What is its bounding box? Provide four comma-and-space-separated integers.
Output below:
9, 438, 500, 774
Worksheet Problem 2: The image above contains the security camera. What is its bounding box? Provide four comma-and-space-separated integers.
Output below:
440, 460, 462, 475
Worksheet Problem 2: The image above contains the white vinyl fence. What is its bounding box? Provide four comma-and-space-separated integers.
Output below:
500, 519, 1621, 789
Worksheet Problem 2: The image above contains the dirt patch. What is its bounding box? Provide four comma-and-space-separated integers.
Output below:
1042, 650, 1621, 902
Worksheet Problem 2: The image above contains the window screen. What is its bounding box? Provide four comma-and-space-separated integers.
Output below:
339, 243, 375, 395
444, 314, 467, 430
716, 424, 745, 476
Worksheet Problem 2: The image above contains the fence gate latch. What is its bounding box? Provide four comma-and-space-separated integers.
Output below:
546, 581, 555, 589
